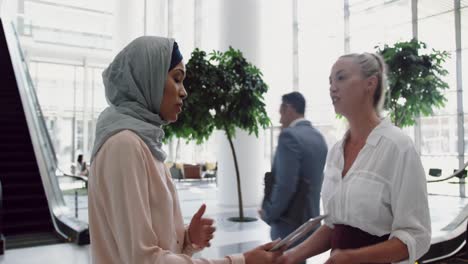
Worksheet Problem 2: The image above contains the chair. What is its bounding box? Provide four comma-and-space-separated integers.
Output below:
428, 168, 442, 177
169, 164, 184, 181
183, 164, 202, 180
203, 162, 217, 183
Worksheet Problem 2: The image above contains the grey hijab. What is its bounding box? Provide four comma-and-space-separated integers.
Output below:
91, 36, 175, 163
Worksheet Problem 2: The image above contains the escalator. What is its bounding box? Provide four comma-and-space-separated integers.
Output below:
420, 200, 467, 263
418, 168, 468, 263
0, 17, 88, 252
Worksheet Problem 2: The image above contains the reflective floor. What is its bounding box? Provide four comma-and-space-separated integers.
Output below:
0, 180, 466, 263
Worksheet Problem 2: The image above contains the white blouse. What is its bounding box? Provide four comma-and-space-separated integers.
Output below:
321, 119, 431, 264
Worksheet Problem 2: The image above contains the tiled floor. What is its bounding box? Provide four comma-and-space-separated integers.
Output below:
0, 181, 466, 263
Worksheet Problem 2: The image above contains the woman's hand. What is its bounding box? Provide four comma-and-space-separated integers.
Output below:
274, 250, 297, 264
323, 249, 359, 264
188, 204, 215, 248
244, 240, 285, 264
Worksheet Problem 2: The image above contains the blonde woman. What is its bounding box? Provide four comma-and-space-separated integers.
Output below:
278, 53, 431, 264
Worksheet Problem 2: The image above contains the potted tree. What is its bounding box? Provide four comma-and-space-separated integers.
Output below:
376, 39, 450, 127
164, 48, 271, 222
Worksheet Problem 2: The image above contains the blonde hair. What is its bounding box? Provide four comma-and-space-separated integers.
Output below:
340, 52, 388, 116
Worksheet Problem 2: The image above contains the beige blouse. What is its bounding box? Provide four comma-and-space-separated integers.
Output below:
89, 130, 244, 264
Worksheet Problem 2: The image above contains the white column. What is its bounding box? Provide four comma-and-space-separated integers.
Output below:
114, 0, 168, 46
292, 0, 299, 91
454, 0, 465, 197
219, 0, 260, 66
344, 0, 350, 53
216, 130, 266, 208
113, 0, 145, 52
412, 0, 422, 156
146, 0, 168, 37
82, 58, 89, 157
217, 0, 266, 208
194, 0, 202, 48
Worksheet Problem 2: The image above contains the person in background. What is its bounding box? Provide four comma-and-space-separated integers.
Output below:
260, 91, 327, 264
76, 154, 89, 176
278, 52, 431, 264
88, 36, 283, 264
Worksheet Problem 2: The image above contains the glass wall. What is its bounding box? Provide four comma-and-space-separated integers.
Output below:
417, 1, 460, 195
297, 0, 345, 147
7, 0, 468, 197
259, 0, 294, 126
348, 0, 412, 52
14, 0, 113, 173
170, 0, 194, 58
27, 59, 107, 172
21, 0, 113, 50
462, 2, 468, 154
335, 0, 465, 196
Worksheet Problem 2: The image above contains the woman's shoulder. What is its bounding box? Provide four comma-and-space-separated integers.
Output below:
94, 130, 159, 171
376, 122, 414, 152
102, 130, 147, 153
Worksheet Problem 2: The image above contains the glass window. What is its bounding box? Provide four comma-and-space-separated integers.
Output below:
421, 115, 458, 155
24, 1, 113, 35
27, 59, 102, 172
76, 119, 84, 152
33, 0, 114, 13
463, 3, 468, 51
171, 0, 195, 59
92, 67, 108, 112
418, 1, 458, 177
34, 62, 76, 111
349, 0, 412, 52
23, 1, 113, 49
422, 155, 460, 196
418, 0, 454, 18
260, 0, 294, 126
199, 0, 221, 51
461, 6, 468, 154
298, 0, 344, 142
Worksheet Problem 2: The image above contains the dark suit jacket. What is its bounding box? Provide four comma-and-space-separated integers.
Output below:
262, 120, 328, 226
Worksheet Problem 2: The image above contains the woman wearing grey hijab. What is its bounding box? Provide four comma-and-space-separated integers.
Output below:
88, 36, 283, 264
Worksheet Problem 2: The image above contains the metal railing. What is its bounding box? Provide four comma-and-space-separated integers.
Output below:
427, 160, 468, 183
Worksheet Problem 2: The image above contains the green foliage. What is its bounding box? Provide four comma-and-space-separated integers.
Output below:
376, 39, 450, 127
164, 47, 271, 143
163, 49, 217, 144
164, 47, 271, 220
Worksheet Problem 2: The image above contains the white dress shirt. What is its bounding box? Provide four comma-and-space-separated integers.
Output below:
322, 118, 431, 264
289, 117, 307, 127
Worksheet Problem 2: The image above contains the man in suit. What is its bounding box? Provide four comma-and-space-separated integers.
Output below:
261, 92, 328, 259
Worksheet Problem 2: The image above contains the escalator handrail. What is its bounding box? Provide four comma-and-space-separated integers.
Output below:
58, 173, 88, 184
12, 19, 84, 187
11, 26, 59, 171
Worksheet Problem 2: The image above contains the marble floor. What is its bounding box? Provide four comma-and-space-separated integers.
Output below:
0, 180, 466, 264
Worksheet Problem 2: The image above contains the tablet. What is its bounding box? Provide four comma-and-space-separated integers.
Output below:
269, 214, 328, 251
